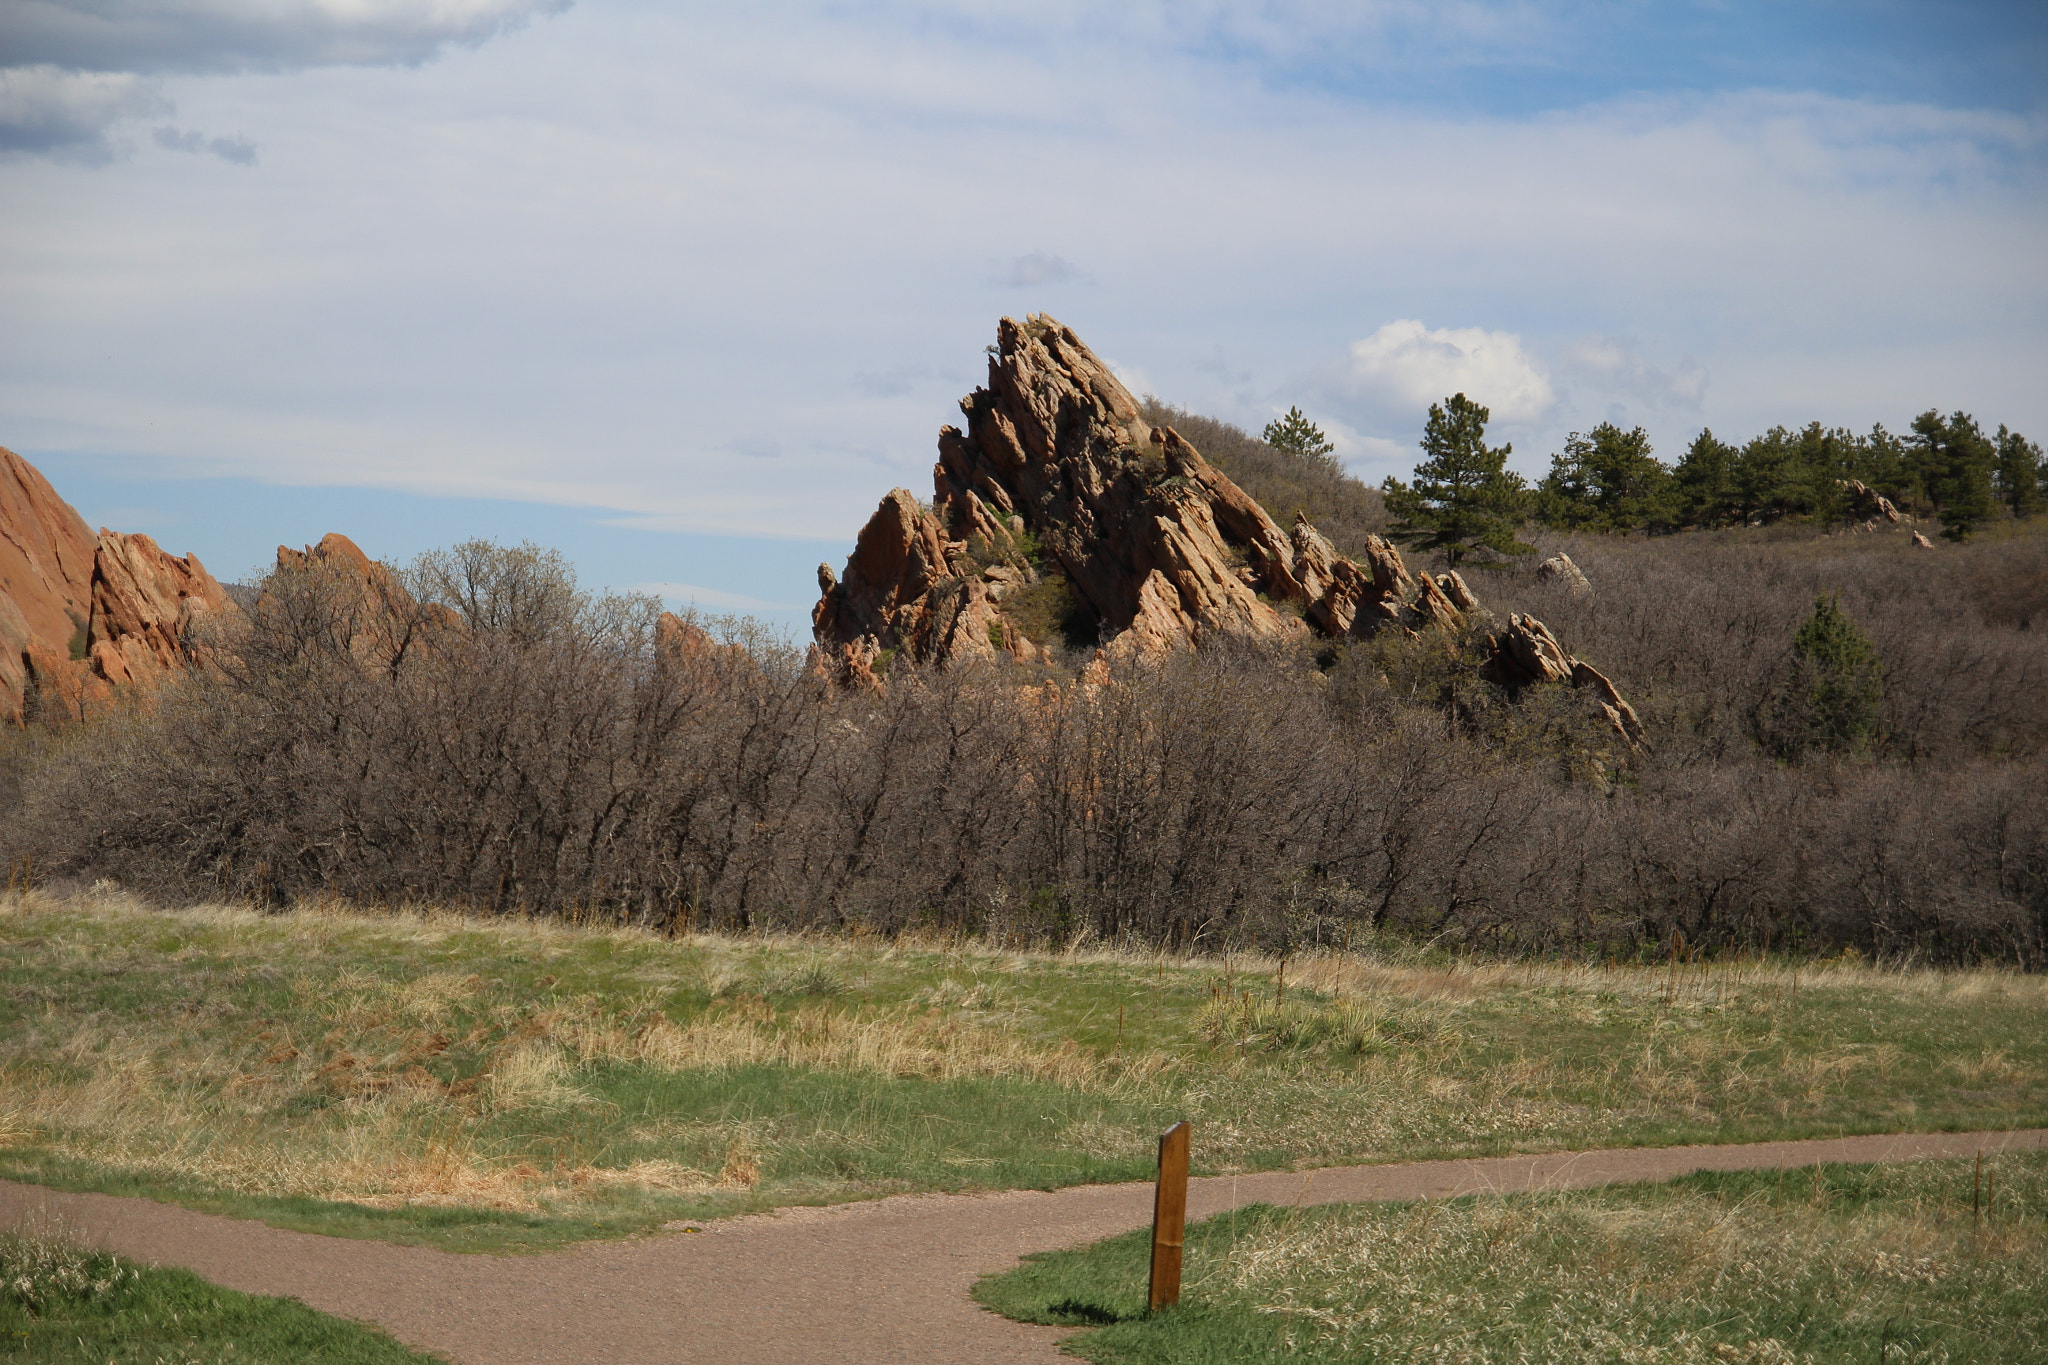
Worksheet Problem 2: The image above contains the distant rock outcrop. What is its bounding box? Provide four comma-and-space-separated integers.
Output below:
1535, 553, 1591, 594
1477, 612, 1645, 749
812, 315, 1480, 667
2, 446, 235, 722
1839, 480, 1903, 527
810, 315, 1645, 747
270, 532, 459, 665
87, 531, 231, 686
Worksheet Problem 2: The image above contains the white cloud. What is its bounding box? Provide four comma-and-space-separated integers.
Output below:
1329, 320, 1555, 428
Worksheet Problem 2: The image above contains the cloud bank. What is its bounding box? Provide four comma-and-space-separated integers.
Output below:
0, 0, 567, 159
1, 2, 2042, 551
0, 64, 167, 158
0, 0, 571, 74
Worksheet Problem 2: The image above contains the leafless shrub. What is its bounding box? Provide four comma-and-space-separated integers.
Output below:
3, 530, 2044, 966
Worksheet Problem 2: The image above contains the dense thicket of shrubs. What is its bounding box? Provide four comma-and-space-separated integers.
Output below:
3, 520, 2043, 966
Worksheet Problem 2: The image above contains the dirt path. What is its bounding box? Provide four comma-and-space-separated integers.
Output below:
5, 1128, 2044, 1363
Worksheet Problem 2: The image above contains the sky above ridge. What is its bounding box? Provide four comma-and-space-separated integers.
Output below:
3, 1, 2044, 631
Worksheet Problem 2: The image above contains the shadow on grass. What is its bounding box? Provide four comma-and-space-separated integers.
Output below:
1040, 1297, 1131, 1325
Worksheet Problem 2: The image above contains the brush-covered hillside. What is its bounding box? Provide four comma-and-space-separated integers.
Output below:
1, 316, 2044, 966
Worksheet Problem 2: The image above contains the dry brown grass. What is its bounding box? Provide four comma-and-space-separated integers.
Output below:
2, 887, 2043, 1245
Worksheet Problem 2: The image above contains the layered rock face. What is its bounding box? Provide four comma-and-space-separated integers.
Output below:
1, 448, 97, 721
1478, 614, 1646, 748
812, 316, 1644, 746
1, 446, 236, 721
87, 531, 231, 686
1840, 480, 1903, 527
813, 316, 1478, 668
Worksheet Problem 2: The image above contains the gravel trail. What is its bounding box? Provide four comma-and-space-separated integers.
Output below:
4, 1128, 2043, 1363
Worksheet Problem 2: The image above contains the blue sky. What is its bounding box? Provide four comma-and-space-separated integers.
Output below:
2, 1, 2043, 635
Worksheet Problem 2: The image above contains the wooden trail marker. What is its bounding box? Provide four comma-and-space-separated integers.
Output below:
1148, 1120, 1191, 1313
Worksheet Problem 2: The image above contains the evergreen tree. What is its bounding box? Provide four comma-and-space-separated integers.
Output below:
1381, 393, 1531, 569
1534, 422, 1673, 532
1994, 425, 2044, 518
1732, 426, 1801, 525
1671, 428, 1741, 527
1261, 407, 1342, 476
1908, 409, 1997, 541
1761, 595, 1885, 760
1849, 423, 1910, 506
1789, 422, 1859, 525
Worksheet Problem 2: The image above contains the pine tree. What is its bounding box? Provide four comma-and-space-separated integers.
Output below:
1732, 427, 1802, 525
1761, 595, 1885, 760
1382, 393, 1531, 569
1534, 422, 1672, 532
1995, 425, 2044, 518
1261, 407, 1341, 476
1671, 428, 1740, 527
1909, 410, 1997, 541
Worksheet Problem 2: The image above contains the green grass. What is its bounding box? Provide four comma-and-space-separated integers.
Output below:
0, 1226, 442, 1363
1, 888, 2043, 1252
977, 1152, 2048, 1363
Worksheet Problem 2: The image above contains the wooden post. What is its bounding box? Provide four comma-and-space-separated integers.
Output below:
1148, 1120, 1191, 1313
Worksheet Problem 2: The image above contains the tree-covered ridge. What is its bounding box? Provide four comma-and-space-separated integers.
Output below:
1525, 409, 2041, 541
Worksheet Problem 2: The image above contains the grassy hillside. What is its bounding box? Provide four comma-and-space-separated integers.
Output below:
2, 888, 2041, 1252
1137, 399, 1389, 559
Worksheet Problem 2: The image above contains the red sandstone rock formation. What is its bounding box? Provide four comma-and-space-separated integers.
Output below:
810, 316, 1645, 746
1478, 612, 1646, 750
1, 447, 97, 721
269, 532, 459, 666
3, 447, 237, 721
812, 316, 1468, 667
86, 530, 231, 686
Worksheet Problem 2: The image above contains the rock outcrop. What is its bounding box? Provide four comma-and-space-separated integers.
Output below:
1476, 612, 1645, 749
1, 448, 97, 722
3, 447, 236, 722
812, 316, 1475, 667
1839, 480, 1902, 526
1535, 552, 1591, 594
86, 531, 230, 686
810, 315, 1646, 748
269, 532, 461, 665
